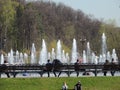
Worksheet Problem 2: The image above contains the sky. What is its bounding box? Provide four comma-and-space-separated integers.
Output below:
51, 0, 120, 27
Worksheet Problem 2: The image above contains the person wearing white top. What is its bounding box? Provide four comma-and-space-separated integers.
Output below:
62, 82, 68, 90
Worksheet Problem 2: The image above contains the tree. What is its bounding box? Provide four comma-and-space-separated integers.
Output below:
0, 0, 18, 51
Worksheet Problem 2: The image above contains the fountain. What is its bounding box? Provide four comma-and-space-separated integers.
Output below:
15, 50, 19, 64
65, 53, 70, 64
106, 51, 111, 62
71, 38, 78, 63
39, 39, 48, 65
82, 50, 87, 63
112, 49, 118, 62
86, 42, 91, 63
0, 33, 118, 65
0, 54, 4, 64
31, 43, 37, 64
19, 53, 24, 64
62, 50, 68, 63
51, 48, 56, 61
47, 52, 51, 60
101, 33, 107, 62
24, 53, 28, 64
9, 49, 14, 64
91, 52, 96, 63
56, 40, 62, 61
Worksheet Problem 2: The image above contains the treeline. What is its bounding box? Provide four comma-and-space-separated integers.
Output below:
0, 0, 120, 58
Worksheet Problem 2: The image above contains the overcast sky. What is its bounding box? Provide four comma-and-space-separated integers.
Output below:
52, 0, 120, 27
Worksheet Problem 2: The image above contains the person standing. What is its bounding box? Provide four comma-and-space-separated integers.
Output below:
74, 81, 82, 90
74, 59, 80, 77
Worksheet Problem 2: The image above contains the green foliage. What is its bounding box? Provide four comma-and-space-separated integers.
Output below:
63, 23, 75, 40
0, 0, 19, 50
99, 23, 120, 51
0, 0, 18, 31
0, 0, 120, 57
0, 77, 120, 90
47, 40, 71, 54
48, 40, 57, 52
62, 42, 71, 54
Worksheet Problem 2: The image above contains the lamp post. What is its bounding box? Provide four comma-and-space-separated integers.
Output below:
3, 37, 6, 46
0, 37, 6, 51
0, 37, 2, 50
80, 38, 86, 54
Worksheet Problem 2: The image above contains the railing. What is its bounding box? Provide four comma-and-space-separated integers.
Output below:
0, 64, 120, 78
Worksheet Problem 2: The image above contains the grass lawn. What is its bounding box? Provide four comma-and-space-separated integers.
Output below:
0, 76, 120, 90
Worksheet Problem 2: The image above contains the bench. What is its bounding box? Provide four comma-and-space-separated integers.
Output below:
0, 64, 120, 78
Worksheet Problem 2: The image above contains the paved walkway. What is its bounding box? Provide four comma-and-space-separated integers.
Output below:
1, 72, 120, 78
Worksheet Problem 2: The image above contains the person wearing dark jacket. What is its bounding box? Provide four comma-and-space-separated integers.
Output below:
74, 81, 82, 90
74, 59, 80, 77
1, 60, 10, 78
45, 59, 53, 77
103, 60, 110, 76
110, 58, 116, 76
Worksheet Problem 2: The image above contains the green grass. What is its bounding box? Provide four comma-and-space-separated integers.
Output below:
0, 76, 120, 90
